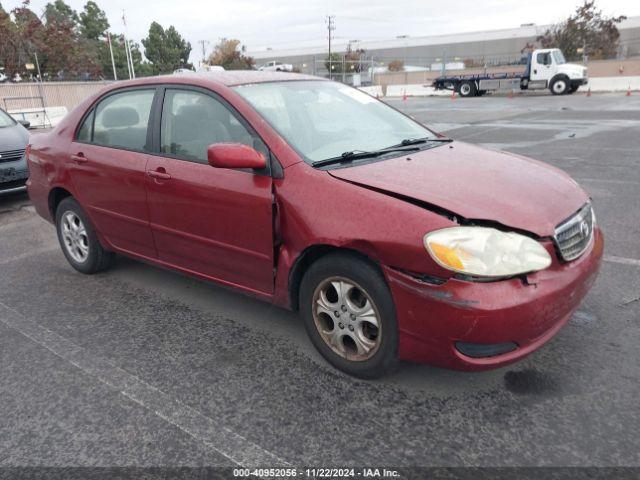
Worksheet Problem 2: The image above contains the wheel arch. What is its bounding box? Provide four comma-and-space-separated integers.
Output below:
48, 186, 74, 219
288, 243, 384, 311
551, 73, 570, 82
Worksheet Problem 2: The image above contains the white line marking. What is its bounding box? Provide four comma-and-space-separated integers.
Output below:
575, 178, 640, 186
0, 245, 59, 266
0, 300, 289, 467
604, 255, 640, 267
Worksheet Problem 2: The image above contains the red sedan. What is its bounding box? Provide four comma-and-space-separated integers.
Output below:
26, 72, 603, 378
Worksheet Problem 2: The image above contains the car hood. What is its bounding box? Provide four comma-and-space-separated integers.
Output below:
327, 142, 588, 237
562, 63, 587, 78
0, 124, 29, 151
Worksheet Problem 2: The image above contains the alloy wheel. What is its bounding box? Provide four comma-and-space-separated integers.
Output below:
312, 276, 381, 361
61, 211, 89, 263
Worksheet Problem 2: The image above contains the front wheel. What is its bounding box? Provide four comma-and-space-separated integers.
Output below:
299, 253, 398, 378
550, 77, 569, 95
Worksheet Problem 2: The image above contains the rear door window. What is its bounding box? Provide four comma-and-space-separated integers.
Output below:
92, 89, 155, 151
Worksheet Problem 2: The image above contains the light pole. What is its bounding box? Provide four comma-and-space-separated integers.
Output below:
102, 32, 117, 80
122, 10, 135, 79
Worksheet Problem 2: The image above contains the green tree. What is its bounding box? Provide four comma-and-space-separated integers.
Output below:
10, 1, 46, 78
207, 38, 254, 70
0, 3, 23, 77
98, 33, 153, 80
44, 0, 79, 30
344, 44, 366, 73
537, 1, 626, 61
142, 22, 192, 74
79, 1, 109, 40
324, 52, 342, 74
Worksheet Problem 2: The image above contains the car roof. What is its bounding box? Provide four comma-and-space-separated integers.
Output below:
113, 70, 323, 89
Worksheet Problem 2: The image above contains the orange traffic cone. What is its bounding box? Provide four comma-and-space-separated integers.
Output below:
402, 89, 407, 101
586, 88, 591, 97
508, 89, 514, 99
451, 90, 456, 100
627, 86, 632, 97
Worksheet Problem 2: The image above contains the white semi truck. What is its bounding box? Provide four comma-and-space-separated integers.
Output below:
433, 48, 588, 97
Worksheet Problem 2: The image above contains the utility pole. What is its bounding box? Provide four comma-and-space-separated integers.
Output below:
325, 15, 335, 78
198, 40, 210, 67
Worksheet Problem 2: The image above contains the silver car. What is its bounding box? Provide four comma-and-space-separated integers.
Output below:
0, 108, 30, 195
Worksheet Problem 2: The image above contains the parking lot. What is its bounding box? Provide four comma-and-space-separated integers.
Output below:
1, 93, 639, 471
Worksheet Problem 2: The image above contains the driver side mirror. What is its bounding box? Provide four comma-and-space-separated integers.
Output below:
207, 143, 267, 170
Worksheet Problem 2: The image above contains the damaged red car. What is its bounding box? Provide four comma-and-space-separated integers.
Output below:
26, 72, 603, 378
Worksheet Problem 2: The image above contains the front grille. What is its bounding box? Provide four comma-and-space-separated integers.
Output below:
554, 203, 594, 261
0, 149, 25, 164
0, 179, 27, 191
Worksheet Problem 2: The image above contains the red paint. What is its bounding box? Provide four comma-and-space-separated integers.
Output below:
26, 72, 603, 370
208, 143, 267, 170
327, 142, 588, 237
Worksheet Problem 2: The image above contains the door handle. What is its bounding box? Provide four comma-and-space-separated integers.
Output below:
71, 153, 87, 163
147, 169, 171, 180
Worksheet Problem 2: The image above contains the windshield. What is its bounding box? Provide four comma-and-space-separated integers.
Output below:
0, 109, 16, 128
552, 50, 566, 65
233, 80, 436, 163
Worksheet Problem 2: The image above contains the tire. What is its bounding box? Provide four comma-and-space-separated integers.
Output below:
550, 76, 569, 95
55, 197, 114, 274
458, 81, 477, 97
299, 252, 398, 378
568, 85, 579, 94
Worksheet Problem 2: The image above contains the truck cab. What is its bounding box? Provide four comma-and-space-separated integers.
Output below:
527, 48, 588, 95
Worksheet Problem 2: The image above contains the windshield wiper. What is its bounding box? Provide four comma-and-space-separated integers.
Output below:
396, 136, 453, 146
312, 146, 420, 167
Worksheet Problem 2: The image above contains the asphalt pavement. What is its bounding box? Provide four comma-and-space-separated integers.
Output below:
0, 92, 639, 473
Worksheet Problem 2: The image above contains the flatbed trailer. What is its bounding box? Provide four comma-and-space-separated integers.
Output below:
432, 49, 588, 97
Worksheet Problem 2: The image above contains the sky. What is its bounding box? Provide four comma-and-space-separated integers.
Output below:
3, 0, 639, 63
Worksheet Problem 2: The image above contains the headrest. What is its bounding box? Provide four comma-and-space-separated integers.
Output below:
176, 104, 212, 121
101, 107, 140, 128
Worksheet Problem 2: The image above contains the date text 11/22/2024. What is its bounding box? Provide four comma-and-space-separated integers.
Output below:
233, 467, 400, 477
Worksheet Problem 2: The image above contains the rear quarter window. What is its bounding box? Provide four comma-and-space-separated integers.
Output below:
76, 110, 94, 142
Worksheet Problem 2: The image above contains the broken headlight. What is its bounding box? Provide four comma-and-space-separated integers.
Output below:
423, 227, 552, 278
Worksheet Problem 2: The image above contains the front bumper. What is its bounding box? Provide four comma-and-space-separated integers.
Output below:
0, 158, 29, 194
384, 228, 603, 371
571, 78, 588, 88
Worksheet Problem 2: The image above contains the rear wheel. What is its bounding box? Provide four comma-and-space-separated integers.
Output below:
458, 81, 477, 97
55, 197, 114, 274
299, 253, 398, 378
550, 77, 569, 95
